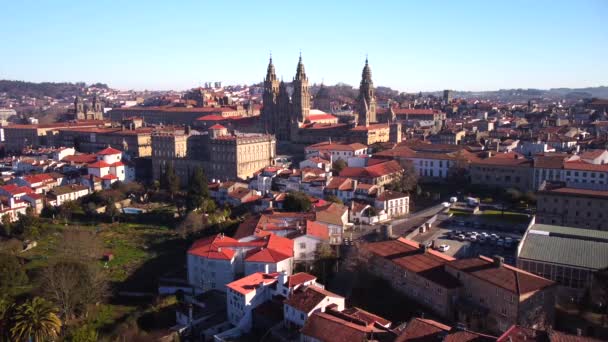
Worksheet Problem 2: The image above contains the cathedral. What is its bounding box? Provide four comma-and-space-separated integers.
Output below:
73, 94, 104, 121
261, 55, 400, 145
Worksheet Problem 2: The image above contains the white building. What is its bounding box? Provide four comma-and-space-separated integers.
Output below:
187, 233, 294, 293
46, 184, 90, 207
87, 146, 126, 189
305, 142, 368, 162
292, 220, 330, 262
375, 190, 409, 219
283, 284, 345, 328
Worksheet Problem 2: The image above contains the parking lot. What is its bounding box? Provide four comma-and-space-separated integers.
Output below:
412, 218, 523, 265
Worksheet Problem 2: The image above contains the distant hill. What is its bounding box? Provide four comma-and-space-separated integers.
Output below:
0, 80, 108, 99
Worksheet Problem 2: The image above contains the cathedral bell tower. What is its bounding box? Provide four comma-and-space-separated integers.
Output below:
262, 55, 279, 133
357, 58, 377, 126
291, 54, 311, 125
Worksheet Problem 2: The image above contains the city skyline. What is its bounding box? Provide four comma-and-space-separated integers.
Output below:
1, 0, 607, 92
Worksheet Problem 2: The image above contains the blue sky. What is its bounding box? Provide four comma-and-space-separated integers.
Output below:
1, 0, 607, 92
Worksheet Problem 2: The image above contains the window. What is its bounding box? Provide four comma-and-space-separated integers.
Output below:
299, 242, 306, 249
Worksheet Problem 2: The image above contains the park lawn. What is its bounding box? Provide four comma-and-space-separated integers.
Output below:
480, 210, 530, 224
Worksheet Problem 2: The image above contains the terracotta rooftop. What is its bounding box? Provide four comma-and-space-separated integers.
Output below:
226, 272, 278, 295
362, 238, 460, 289
284, 285, 343, 313
446, 255, 555, 295
287, 272, 317, 288
301, 311, 390, 342
340, 160, 403, 179
97, 146, 122, 155
306, 220, 330, 240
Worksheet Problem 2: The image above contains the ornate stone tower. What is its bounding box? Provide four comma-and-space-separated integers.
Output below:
74, 96, 84, 119
357, 58, 377, 126
291, 55, 311, 124
92, 94, 103, 114
276, 80, 291, 141
262, 55, 279, 133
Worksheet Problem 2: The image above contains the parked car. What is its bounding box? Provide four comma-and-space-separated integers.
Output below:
497, 239, 505, 247
437, 244, 450, 252
457, 234, 466, 241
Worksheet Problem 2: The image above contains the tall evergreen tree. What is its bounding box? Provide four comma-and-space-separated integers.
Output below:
162, 163, 180, 199
186, 167, 209, 211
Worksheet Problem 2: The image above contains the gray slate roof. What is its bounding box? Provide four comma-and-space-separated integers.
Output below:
518, 224, 608, 270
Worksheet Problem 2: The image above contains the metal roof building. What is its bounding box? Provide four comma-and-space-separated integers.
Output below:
516, 223, 608, 289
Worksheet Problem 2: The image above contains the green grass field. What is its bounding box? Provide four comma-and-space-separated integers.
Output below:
16, 219, 188, 339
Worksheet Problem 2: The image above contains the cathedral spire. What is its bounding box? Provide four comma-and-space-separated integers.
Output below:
295, 54, 306, 81
362, 56, 372, 82
266, 54, 276, 82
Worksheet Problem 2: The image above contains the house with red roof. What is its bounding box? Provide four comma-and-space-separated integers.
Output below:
9, 173, 58, 194
86, 146, 126, 189
394, 317, 496, 342
339, 160, 403, 186
0, 194, 31, 222
300, 307, 395, 342
291, 220, 330, 262
187, 233, 294, 293
283, 283, 345, 328
305, 141, 368, 162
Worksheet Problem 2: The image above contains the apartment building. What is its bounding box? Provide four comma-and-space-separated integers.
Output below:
470, 152, 533, 191
304, 141, 368, 162
359, 238, 460, 319
374, 190, 409, 219
533, 152, 608, 191
445, 256, 556, 333
536, 182, 608, 230
361, 238, 556, 334
339, 160, 403, 186
187, 233, 293, 293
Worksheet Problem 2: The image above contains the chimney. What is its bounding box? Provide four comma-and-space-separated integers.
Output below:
419, 243, 428, 253
492, 255, 504, 268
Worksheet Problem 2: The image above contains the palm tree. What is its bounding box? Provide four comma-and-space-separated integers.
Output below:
0, 297, 15, 342
11, 297, 62, 342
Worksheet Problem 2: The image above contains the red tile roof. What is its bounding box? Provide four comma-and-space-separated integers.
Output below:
362, 238, 460, 289
396, 318, 496, 342
287, 272, 317, 288
209, 124, 227, 130
306, 220, 330, 240
88, 160, 110, 168
62, 154, 98, 164
0, 185, 33, 196
22, 173, 54, 184
340, 160, 403, 179
196, 114, 228, 121
307, 141, 368, 152
188, 234, 240, 260
97, 146, 122, 155
309, 114, 338, 121
284, 285, 342, 313
244, 235, 293, 263
446, 255, 555, 295
564, 160, 608, 172
300, 311, 388, 342
101, 174, 118, 180
226, 272, 279, 295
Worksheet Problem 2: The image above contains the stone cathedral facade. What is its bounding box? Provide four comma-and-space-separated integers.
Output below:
261, 55, 400, 145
